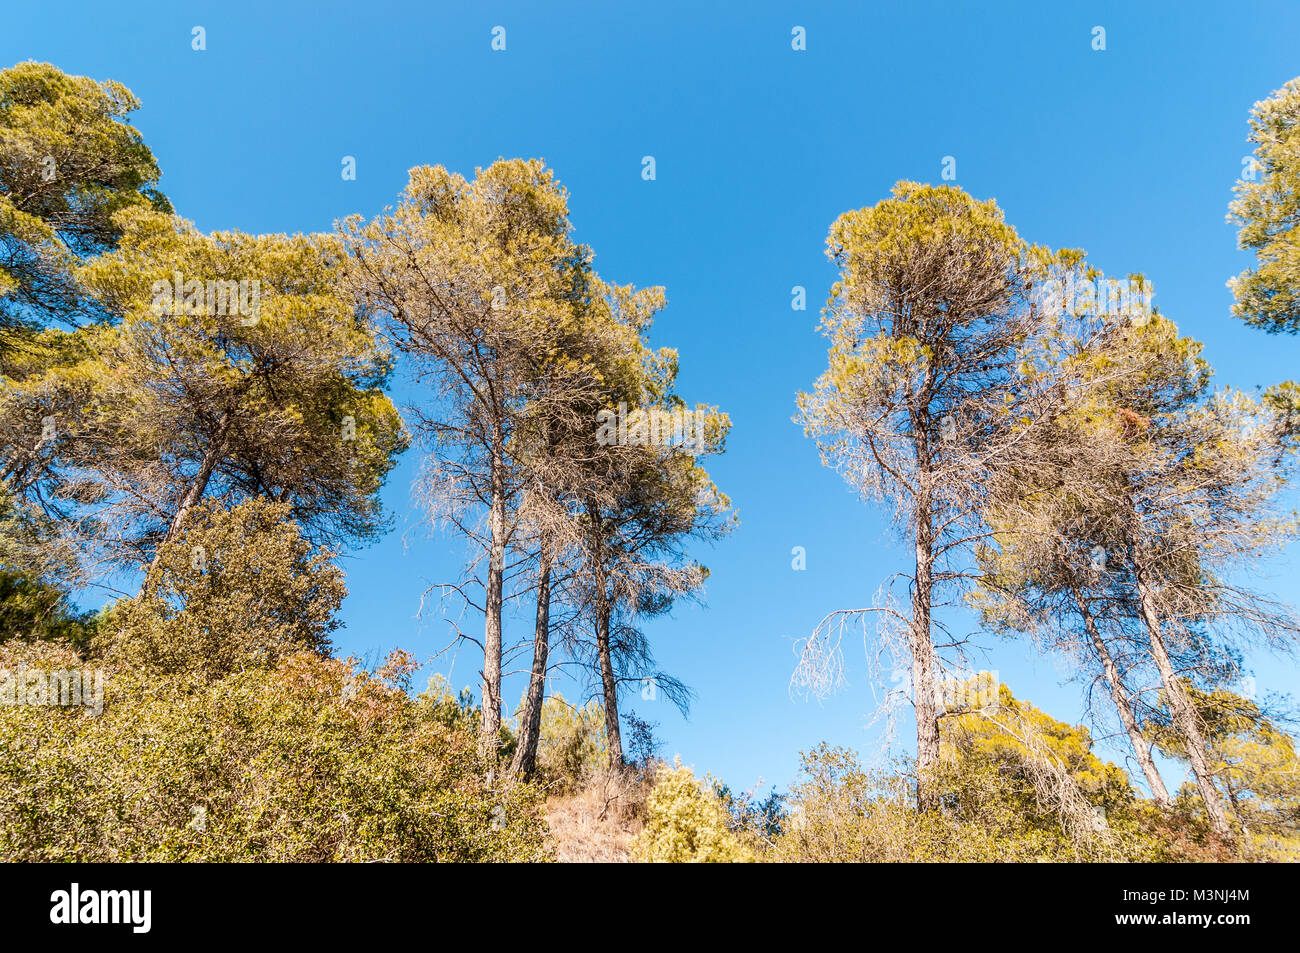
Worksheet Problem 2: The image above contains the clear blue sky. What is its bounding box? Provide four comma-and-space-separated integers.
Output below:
7, 0, 1300, 795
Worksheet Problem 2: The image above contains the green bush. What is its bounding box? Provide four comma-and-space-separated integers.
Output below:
0, 500, 550, 862
534, 694, 607, 794
0, 642, 551, 861
102, 499, 343, 679
631, 761, 754, 863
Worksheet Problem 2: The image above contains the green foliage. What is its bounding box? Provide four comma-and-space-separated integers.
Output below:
0, 57, 174, 631
799, 181, 1038, 466
1, 206, 408, 571
631, 761, 755, 863
533, 694, 607, 793
772, 685, 1235, 863
712, 779, 786, 844
0, 484, 94, 645
418, 675, 517, 766
949, 684, 1132, 804
622, 711, 661, 771
1229, 77, 1300, 333
0, 641, 550, 861
417, 673, 480, 733
0, 493, 554, 861
1147, 683, 1300, 856
938, 685, 1152, 857
343, 158, 731, 763
102, 498, 344, 680
0, 61, 169, 351
0, 568, 95, 645
772, 744, 972, 862
3, 58, 1296, 864
772, 744, 1207, 863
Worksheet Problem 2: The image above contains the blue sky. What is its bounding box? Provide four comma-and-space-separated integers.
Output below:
7, 0, 1300, 794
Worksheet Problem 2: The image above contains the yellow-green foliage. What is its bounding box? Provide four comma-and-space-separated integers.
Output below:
0, 485, 93, 644
419, 674, 517, 765
2, 203, 408, 557
418, 673, 480, 733
0, 61, 169, 344
0, 483, 91, 645
943, 684, 1136, 819
631, 762, 754, 863
1229, 76, 1300, 332
0, 639, 551, 862
533, 694, 606, 793
772, 686, 1231, 863
772, 743, 1189, 863
0, 501, 550, 861
104, 498, 343, 679
771, 744, 1005, 862
1147, 684, 1300, 859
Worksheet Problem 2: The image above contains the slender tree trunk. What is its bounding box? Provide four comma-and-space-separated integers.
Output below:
143, 411, 230, 586
596, 588, 623, 772
1070, 583, 1171, 807
158, 448, 220, 545
911, 485, 941, 811
480, 440, 506, 776
587, 507, 623, 771
1131, 550, 1232, 837
509, 538, 551, 779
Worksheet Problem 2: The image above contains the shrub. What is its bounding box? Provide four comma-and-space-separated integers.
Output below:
102, 499, 343, 679
534, 694, 606, 794
0, 642, 551, 861
631, 761, 754, 863
770, 741, 1213, 863
0, 500, 550, 862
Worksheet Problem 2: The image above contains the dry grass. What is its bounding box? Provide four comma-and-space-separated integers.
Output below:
543, 768, 654, 863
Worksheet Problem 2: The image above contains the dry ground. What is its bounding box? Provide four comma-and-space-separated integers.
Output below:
543, 769, 653, 862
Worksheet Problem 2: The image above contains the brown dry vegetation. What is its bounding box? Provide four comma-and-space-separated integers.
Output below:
544, 769, 654, 863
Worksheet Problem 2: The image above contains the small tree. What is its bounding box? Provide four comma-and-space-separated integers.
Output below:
532, 694, 607, 794
105, 498, 344, 680
631, 762, 755, 863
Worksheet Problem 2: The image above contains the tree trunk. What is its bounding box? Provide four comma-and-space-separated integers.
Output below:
143, 411, 230, 586
910, 486, 941, 811
509, 539, 551, 779
588, 507, 623, 771
1131, 553, 1232, 837
1070, 583, 1171, 806
596, 591, 623, 772
480, 441, 506, 776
